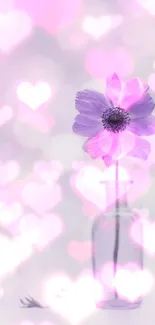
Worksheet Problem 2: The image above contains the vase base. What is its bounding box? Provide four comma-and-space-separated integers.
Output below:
96, 299, 142, 310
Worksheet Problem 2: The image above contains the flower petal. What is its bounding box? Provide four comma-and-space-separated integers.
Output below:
106, 73, 123, 106
128, 138, 151, 160
121, 78, 146, 110
75, 89, 111, 116
127, 115, 155, 136
128, 93, 155, 118
72, 121, 102, 137
119, 131, 136, 157
102, 154, 114, 167
75, 114, 101, 125
102, 131, 136, 166
83, 130, 113, 159
102, 135, 121, 166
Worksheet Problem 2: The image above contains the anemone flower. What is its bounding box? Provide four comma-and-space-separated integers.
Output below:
72, 73, 155, 166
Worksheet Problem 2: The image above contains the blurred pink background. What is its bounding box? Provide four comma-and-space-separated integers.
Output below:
0, 0, 155, 324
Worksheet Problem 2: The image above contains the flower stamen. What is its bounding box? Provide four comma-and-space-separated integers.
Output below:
101, 107, 130, 133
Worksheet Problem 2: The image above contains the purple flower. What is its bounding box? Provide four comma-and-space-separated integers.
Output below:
72, 73, 155, 165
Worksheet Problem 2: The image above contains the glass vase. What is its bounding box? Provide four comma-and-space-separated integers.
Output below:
92, 181, 143, 310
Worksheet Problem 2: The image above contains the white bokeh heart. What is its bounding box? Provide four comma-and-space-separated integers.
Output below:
43, 272, 98, 324
71, 164, 130, 211
100, 262, 153, 303
82, 16, 112, 39
17, 81, 52, 110
114, 268, 154, 302
82, 15, 123, 39
0, 10, 32, 53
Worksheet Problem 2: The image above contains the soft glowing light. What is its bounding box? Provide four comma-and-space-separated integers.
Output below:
19, 213, 63, 251
0, 10, 32, 53
71, 165, 130, 210
82, 16, 112, 39
68, 241, 91, 263
57, 30, 89, 51
17, 82, 52, 110
99, 262, 154, 302
85, 48, 134, 78
20, 321, 34, 325
136, 0, 155, 14
0, 201, 22, 225
33, 160, 63, 185
40, 322, 55, 325
0, 106, 13, 126
44, 273, 96, 324
22, 182, 62, 215
72, 160, 86, 171
82, 14, 123, 40
0, 235, 33, 277
16, 105, 55, 133
114, 268, 154, 301
0, 0, 13, 12
0, 160, 20, 185
14, 0, 83, 34
131, 213, 155, 255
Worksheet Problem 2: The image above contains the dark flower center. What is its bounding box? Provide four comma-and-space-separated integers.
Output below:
101, 107, 130, 133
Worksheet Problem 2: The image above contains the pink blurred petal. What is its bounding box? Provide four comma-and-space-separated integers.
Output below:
128, 138, 151, 160
119, 131, 136, 157
106, 73, 123, 106
83, 130, 113, 159
102, 154, 114, 166
121, 78, 145, 109
127, 93, 155, 119
102, 134, 120, 165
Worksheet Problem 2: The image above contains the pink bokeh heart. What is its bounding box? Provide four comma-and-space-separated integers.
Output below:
17, 81, 52, 110
68, 241, 91, 263
33, 161, 63, 184
71, 164, 151, 211
14, 0, 83, 34
22, 182, 62, 215
0, 106, 13, 126
0, 201, 22, 226
43, 271, 97, 324
71, 164, 130, 211
0, 160, 20, 185
0, 10, 32, 53
19, 213, 63, 251
131, 215, 155, 255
